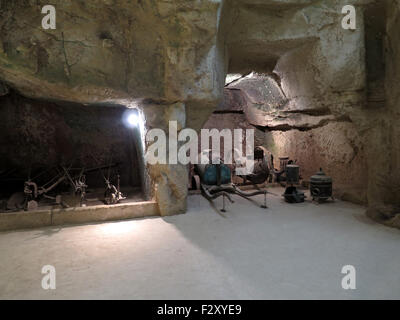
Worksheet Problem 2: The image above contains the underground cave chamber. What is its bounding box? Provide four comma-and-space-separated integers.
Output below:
0, 0, 398, 229
196, 70, 368, 204
0, 91, 148, 212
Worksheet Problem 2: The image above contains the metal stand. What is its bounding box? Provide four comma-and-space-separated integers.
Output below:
221, 193, 227, 212
261, 190, 267, 209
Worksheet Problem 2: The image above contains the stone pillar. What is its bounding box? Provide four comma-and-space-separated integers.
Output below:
142, 102, 188, 216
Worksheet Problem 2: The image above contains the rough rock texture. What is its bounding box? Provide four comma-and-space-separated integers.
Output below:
224, 0, 368, 133
0, 1, 225, 107
141, 102, 188, 216
364, 0, 400, 228
201, 0, 395, 212
228, 73, 337, 130
0, 91, 142, 193
217, 0, 372, 204
202, 112, 266, 159
265, 123, 367, 204
0, 0, 226, 216
206, 76, 368, 203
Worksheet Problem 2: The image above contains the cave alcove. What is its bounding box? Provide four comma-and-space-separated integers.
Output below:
0, 90, 146, 210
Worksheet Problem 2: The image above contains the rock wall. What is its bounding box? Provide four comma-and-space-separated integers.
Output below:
203, 86, 266, 154
204, 0, 392, 208
365, 0, 400, 228
205, 76, 368, 204
0, 0, 225, 110
386, 0, 400, 210
0, 91, 142, 193
0, 0, 228, 216
265, 124, 367, 204
141, 102, 188, 216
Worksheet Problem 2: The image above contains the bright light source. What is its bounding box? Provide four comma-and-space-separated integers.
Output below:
127, 113, 139, 127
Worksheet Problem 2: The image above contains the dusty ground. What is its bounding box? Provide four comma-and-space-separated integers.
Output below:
0, 187, 399, 300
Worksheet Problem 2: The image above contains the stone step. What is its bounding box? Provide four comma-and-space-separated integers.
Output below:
0, 201, 159, 232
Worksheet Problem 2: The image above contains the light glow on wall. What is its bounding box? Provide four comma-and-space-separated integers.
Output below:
123, 108, 141, 128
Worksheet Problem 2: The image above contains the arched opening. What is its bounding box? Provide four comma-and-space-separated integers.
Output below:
0, 90, 149, 212
197, 65, 368, 203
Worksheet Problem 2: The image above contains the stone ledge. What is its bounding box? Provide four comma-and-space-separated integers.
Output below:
0, 210, 52, 232
0, 201, 159, 232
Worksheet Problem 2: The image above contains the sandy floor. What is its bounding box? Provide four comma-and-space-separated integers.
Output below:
0, 187, 399, 300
